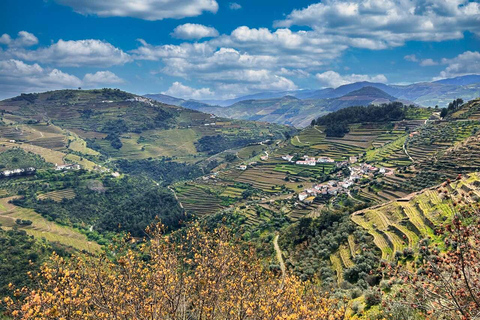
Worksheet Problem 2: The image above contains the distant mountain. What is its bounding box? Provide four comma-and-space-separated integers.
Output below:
144, 74, 480, 127
199, 89, 318, 107
144, 93, 213, 110
434, 74, 480, 86
194, 87, 403, 127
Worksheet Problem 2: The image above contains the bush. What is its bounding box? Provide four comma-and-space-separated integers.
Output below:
365, 288, 382, 307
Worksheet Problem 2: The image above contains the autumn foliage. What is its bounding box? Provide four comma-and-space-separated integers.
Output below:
4, 225, 348, 319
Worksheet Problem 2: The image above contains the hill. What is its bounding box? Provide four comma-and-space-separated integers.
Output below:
190, 87, 404, 128
0, 89, 294, 162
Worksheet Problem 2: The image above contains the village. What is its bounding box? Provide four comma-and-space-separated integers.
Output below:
231, 149, 396, 204
295, 156, 394, 203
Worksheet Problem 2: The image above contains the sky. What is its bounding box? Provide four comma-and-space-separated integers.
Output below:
0, 0, 479, 100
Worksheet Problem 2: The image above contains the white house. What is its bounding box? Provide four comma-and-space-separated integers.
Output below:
298, 192, 308, 201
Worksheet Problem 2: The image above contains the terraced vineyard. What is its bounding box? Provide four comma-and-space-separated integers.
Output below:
419, 133, 480, 178
406, 120, 480, 163
174, 184, 225, 216
352, 173, 480, 260
37, 189, 76, 201
450, 98, 480, 120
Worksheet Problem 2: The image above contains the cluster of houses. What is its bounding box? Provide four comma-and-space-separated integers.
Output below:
0, 167, 36, 178
298, 162, 394, 203
298, 181, 347, 203
282, 154, 335, 166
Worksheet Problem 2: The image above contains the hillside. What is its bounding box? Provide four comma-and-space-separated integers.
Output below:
189, 87, 403, 128
0, 89, 294, 162
352, 172, 480, 260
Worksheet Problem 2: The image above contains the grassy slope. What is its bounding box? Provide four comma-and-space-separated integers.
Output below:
0, 197, 100, 252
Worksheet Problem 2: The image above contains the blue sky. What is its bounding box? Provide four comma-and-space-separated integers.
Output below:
0, 0, 479, 100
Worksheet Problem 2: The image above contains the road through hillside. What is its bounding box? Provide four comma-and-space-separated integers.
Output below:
273, 234, 286, 285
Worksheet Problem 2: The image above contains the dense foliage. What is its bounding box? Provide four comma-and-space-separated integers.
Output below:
316, 102, 408, 126
4, 225, 349, 319
195, 134, 260, 155
14, 176, 185, 237
280, 207, 379, 287
115, 159, 205, 185
0, 227, 72, 311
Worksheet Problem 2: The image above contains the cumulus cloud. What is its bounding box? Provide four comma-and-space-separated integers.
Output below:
83, 71, 124, 84
0, 59, 82, 98
315, 71, 387, 88
54, 0, 218, 20
171, 23, 219, 40
275, 0, 480, 49
163, 82, 214, 99
2, 38, 131, 67
419, 59, 438, 67
436, 51, 480, 79
229, 2, 242, 10
0, 31, 38, 47
0, 59, 127, 99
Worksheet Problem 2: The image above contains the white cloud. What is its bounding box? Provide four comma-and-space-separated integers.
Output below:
3, 39, 131, 67
436, 51, 480, 79
171, 23, 219, 40
54, 0, 218, 20
229, 2, 242, 10
0, 31, 38, 47
315, 71, 387, 88
275, 0, 480, 48
163, 82, 214, 99
419, 59, 437, 67
83, 71, 124, 84
405, 54, 438, 66
404, 54, 418, 62
0, 59, 128, 99
0, 59, 82, 98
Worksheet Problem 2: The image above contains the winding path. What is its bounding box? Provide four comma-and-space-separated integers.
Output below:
403, 140, 414, 163
273, 234, 286, 285
167, 186, 184, 209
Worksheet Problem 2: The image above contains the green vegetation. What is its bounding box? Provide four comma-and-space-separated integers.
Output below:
115, 158, 205, 185
0, 149, 52, 170
14, 175, 184, 237
316, 102, 430, 129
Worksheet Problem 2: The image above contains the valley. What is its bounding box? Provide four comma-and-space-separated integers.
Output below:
1, 88, 480, 319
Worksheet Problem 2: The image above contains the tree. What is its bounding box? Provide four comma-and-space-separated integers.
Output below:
4, 225, 349, 320
440, 108, 448, 118
311, 119, 316, 126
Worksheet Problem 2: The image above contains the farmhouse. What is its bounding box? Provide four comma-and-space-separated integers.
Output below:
237, 165, 247, 171
349, 156, 358, 163
298, 192, 308, 201
296, 159, 316, 166
317, 156, 334, 163
282, 155, 294, 162
55, 164, 81, 171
